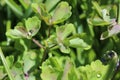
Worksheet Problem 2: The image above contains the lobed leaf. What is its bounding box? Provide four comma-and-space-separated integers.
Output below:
51, 1, 72, 24
25, 16, 41, 37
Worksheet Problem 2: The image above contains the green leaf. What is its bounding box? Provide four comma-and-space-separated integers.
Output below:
51, 1, 72, 24
68, 33, 92, 49
92, 1, 102, 17
45, 0, 60, 12
56, 23, 75, 40
41, 57, 78, 80
69, 38, 91, 50
25, 16, 41, 37
6, 16, 41, 39
101, 24, 120, 40
41, 57, 63, 80
59, 43, 70, 53
78, 60, 109, 80
6, 56, 14, 68
56, 23, 76, 53
91, 18, 110, 26
14, 38, 31, 51
0, 66, 6, 80
32, 3, 51, 25
23, 51, 37, 74
6, 28, 26, 39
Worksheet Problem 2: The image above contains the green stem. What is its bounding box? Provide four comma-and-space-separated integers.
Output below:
118, 3, 120, 24
0, 47, 15, 80
32, 38, 45, 49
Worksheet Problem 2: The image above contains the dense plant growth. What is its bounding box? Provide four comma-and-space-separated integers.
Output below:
0, 0, 120, 80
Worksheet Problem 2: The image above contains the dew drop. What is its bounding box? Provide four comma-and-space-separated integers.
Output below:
97, 73, 101, 78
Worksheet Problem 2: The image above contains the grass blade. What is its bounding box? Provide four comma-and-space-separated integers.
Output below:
0, 47, 15, 80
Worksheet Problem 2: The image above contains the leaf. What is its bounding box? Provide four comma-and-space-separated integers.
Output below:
68, 33, 92, 49
6, 28, 26, 39
14, 38, 31, 51
45, 0, 60, 12
69, 38, 91, 50
101, 9, 110, 21
41, 57, 63, 80
91, 17, 110, 26
101, 24, 120, 40
56, 23, 75, 53
78, 60, 109, 80
32, 3, 51, 25
41, 57, 78, 80
56, 23, 75, 41
6, 16, 41, 39
25, 16, 41, 37
51, 1, 72, 24
92, 1, 102, 17
59, 43, 70, 53
23, 51, 37, 74
6, 55, 14, 68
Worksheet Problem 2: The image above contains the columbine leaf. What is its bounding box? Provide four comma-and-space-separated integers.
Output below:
51, 1, 72, 24
25, 16, 41, 37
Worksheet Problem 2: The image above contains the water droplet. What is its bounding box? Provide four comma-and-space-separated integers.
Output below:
97, 73, 101, 78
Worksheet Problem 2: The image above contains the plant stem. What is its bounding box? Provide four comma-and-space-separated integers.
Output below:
32, 38, 48, 65
32, 38, 45, 49
0, 47, 15, 80
118, 3, 120, 24
5, 0, 23, 17
40, 48, 49, 66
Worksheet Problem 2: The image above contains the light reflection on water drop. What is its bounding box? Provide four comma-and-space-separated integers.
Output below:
97, 73, 101, 78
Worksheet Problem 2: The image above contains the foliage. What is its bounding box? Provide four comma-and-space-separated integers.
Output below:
0, 0, 120, 80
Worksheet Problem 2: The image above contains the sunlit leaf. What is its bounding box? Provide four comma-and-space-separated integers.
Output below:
45, 0, 60, 12
78, 60, 109, 80
41, 57, 78, 80
91, 18, 110, 26
23, 51, 37, 74
51, 1, 72, 24
56, 23, 75, 53
25, 16, 41, 37
92, 1, 102, 17
101, 24, 120, 40
32, 3, 51, 25
6, 27, 26, 39
69, 38, 91, 50
56, 23, 75, 40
